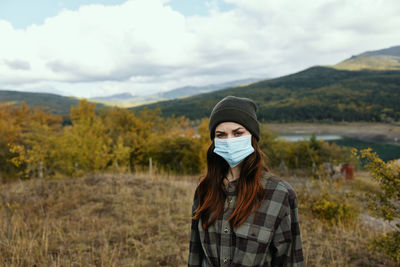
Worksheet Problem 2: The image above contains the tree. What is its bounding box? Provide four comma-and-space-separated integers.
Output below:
0, 104, 23, 179
148, 135, 202, 174
55, 100, 112, 175
100, 107, 145, 171
196, 118, 211, 171
6, 103, 62, 179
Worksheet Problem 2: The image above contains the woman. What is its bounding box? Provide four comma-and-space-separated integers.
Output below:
188, 96, 304, 267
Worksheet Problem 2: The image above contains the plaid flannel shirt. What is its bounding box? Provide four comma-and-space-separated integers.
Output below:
188, 172, 304, 267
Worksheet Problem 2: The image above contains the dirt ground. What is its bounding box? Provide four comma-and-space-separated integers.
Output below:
262, 122, 400, 143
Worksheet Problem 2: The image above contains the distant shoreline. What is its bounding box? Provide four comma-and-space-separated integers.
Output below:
262, 122, 400, 143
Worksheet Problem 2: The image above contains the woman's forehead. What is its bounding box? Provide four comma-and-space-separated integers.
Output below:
215, 122, 245, 131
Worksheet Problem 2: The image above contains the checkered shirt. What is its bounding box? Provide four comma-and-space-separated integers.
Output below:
188, 172, 304, 267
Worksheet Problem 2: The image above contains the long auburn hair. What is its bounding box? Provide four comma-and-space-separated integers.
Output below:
193, 135, 268, 230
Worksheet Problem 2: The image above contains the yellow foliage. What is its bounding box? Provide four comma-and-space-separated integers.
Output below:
353, 148, 400, 263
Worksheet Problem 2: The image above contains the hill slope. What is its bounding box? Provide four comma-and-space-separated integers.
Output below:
133, 67, 400, 122
0, 90, 85, 114
335, 45, 400, 71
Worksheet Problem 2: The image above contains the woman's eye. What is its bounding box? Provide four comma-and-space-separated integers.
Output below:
234, 132, 243, 136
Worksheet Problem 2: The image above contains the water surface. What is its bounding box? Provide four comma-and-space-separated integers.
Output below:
277, 134, 400, 162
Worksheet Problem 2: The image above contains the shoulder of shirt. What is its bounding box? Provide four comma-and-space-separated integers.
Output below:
260, 171, 297, 198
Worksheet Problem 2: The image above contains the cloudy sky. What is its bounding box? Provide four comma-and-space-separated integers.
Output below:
0, 0, 399, 98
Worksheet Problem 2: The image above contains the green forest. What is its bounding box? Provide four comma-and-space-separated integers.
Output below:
134, 67, 400, 122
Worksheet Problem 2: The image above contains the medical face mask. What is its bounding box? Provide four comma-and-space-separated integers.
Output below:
213, 135, 255, 167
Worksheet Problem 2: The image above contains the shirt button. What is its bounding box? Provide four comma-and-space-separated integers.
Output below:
223, 258, 228, 264
224, 227, 229, 233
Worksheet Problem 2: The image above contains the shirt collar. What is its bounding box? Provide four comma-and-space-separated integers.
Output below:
224, 178, 239, 196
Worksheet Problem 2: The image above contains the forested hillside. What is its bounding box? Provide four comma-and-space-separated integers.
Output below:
134, 67, 400, 122
0, 90, 97, 114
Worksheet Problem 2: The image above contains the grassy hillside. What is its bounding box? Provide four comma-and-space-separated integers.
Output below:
133, 67, 400, 122
0, 90, 100, 115
334, 55, 400, 71
0, 173, 397, 266
334, 45, 400, 71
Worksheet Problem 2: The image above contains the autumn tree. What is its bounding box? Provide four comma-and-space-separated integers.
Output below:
145, 114, 203, 174
5, 103, 62, 178
100, 107, 139, 171
148, 135, 202, 174
0, 104, 23, 179
197, 118, 211, 171
55, 100, 112, 175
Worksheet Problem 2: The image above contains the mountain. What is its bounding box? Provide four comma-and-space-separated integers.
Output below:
89, 78, 259, 107
92, 92, 135, 101
0, 90, 99, 115
358, 46, 400, 57
334, 45, 400, 71
160, 78, 258, 99
133, 66, 400, 122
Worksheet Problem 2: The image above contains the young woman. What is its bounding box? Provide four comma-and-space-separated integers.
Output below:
188, 96, 304, 267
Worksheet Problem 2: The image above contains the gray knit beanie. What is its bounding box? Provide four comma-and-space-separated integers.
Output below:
209, 96, 260, 141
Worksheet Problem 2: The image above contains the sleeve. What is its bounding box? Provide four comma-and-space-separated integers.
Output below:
270, 188, 304, 267
188, 190, 203, 267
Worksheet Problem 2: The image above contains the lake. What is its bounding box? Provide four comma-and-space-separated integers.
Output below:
279, 134, 343, 142
278, 134, 400, 162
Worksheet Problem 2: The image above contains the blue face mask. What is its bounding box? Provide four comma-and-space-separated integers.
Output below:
213, 135, 255, 167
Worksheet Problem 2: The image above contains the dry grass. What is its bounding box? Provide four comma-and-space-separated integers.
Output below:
300, 217, 396, 266
0, 172, 398, 266
0, 174, 194, 266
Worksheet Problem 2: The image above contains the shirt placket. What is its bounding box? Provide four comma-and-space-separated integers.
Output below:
220, 182, 236, 266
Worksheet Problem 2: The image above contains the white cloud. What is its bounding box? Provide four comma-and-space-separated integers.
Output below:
0, 0, 400, 97
0, 0, 197, 88
3, 59, 31, 70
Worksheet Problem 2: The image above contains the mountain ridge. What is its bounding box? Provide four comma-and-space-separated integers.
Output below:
334, 45, 400, 71
360, 45, 400, 57
89, 78, 260, 107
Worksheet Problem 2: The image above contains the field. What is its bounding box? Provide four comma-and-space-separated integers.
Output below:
0, 172, 398, 266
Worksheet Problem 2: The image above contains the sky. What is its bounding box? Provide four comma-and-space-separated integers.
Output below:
0, 0, 399, 98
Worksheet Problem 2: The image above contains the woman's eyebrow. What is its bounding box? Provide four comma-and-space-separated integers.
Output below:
232, 127, 244, 132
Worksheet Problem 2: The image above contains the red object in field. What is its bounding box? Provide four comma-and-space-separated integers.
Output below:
341, 163, 354, 180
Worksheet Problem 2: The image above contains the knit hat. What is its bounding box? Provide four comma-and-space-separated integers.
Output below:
209, 96, 260, 141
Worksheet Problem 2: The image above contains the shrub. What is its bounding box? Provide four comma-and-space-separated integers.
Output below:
354, 148, 400, 263
308, 178, 359, 224
370, 231, 400, 263
311, 192, 359, 224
